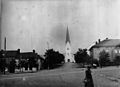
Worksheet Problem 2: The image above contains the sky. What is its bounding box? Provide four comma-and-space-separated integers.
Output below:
1, 0, 120, 54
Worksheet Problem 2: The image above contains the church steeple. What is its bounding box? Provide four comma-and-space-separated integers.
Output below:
65, 26, 74, 62
66, 27, 70, 44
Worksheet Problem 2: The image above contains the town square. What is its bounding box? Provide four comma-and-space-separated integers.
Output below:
1, 0, 120, 87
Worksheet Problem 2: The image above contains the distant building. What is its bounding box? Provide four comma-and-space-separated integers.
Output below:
89, 39, 120, 61
20, 50, 37, 59
20, 50, 44, 70
0, 49, 44, 70
0, 49, 20, 64
65, 27, 75, 62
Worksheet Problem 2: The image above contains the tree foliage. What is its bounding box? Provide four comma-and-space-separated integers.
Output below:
74, 48, 90, 64
99, 50, 110, 67
43, 49, 64, 69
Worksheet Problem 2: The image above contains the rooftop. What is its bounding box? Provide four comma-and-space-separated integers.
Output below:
1, 50, 19, 57
89, 39, 120, 50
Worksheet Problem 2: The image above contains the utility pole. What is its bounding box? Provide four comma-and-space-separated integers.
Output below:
4, 37, 6, 51
46, 41, 49, 69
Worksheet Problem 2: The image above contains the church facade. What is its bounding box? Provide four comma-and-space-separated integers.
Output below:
65, 27, 75, 62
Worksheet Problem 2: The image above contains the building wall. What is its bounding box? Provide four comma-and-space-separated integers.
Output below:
65, 42, 75, 62
91, 46, 120, 61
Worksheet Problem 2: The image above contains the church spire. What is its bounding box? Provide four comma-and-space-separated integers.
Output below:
66, 26, 70, 44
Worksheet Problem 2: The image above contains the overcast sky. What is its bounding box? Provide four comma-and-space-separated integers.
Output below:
1, 0, 120, 54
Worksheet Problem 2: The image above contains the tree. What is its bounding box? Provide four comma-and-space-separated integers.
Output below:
43, 49, 64, 69
99, 50, 110, 67
74, 48, 90, 64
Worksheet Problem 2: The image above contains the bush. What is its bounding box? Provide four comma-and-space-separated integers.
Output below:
74, 48, 91, 64
43, 49, 65, 69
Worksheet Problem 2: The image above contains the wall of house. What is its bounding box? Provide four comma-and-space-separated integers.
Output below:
91, 47, 120, 61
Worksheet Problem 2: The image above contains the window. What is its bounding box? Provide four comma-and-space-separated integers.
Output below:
105, 50, 109, 52
114, 50, 118, 53
67, 48, 69, 50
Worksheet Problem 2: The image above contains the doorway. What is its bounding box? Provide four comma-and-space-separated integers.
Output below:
67, 59, 70, 62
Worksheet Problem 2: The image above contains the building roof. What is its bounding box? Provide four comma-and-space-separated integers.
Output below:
20, 52, 36, 58
2, 50, 19, 58
89, 39, 120, 50
0, 49, 44, 60
20, 52, 44, 60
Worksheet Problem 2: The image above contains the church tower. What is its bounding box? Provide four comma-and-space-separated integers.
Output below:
65, 27, 74, 62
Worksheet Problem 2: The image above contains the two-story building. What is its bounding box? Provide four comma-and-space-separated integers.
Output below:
0, 49, 44, 72
89, 38, 120, 61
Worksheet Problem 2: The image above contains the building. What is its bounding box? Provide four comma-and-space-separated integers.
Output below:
0, 49, 20, 73
0, 49, 44, 71
20, 50, 37, 59
65, 27, 75, 62
20, 50, 44, 70
89, 38, 120, 61
0, 49, 20, 64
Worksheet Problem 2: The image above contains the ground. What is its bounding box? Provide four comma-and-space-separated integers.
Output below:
0, 63, 120, 87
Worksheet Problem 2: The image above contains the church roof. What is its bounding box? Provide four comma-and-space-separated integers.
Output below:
66, 27, 70, 44
89, 39, 120, 50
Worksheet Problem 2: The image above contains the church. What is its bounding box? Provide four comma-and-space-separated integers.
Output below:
65, 27, 75, 63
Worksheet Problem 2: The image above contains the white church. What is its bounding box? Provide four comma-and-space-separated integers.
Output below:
65, 27, 75, 63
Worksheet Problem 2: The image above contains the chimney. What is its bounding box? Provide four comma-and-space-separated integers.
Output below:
1, 49, 3, 53
95, 41, 98, 44
98, 39, 101, 43
106, 38, 108, 40
33, 49, 35, 53
17, 49, 20, 53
